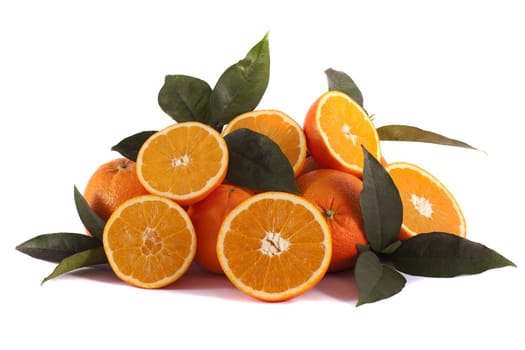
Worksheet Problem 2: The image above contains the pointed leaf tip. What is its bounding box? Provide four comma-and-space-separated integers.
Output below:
391, 232, 516, 277
111, 130, 156, 161
377, 124, 484, 152
15, 233, 102, 263
74, 185, 105, 240
354, 250, 406, 306
209, 33, 270, 128
41, 246, 107, 284
360, 146, 403, 252
325, 68, 364, 108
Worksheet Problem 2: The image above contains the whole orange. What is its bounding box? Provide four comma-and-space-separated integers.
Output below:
83, 158, 149, 223
296, 168, 367, 272
187, 184, 253, 274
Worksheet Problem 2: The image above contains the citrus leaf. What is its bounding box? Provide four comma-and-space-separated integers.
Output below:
391, 232, 517, 277
111, 130, 156, 161
42, 247, 108, 284
354, 250, 406, 306
360, 146, 403, 252
74, 185, 105, 240
377, 124, 482, 151
224, 128, 300, 194
210, 32, 270, 129
158, 74, 212, 124
15, 233, 102, 263
325, 68, 364, 107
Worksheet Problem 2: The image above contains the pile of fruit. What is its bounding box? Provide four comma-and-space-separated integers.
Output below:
16, 33, 515, 306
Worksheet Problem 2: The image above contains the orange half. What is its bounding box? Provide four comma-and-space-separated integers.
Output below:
303, 90, 381, 177
385, 162, 466, 240
216, 191, 332, 302
222, 110, 307, 176
103, 195, 196, 288
136, 122, 228, 205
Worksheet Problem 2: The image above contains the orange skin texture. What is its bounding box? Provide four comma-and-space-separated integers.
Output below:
187, 184, 253, 274
84, 158, 149, 223
303, 99, 346, 172
296, 169, 367, 272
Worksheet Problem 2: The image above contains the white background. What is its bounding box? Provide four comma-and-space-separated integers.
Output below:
1, 1, 524, 349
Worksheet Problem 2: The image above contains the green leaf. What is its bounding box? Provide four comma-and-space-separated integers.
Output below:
74, 185, 105, 240
158, 75, 212, 124
381, 240, 402, 255
354, 250, 406, 306
42, 247, 108, 284
209, 32, 270, 128
16, 232, 102, 263
360, 146, 403, 252
391, 232, 517, 277
224, 128, 300, 194
111, 130, 156, 161
377, 124, 482, 152
325, 68, 364, 108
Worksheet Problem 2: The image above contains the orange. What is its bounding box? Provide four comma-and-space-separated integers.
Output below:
303, 90, 381, 177
136, 122, 229, 206
297, 168, 367, 272
187, 184, 253, 274
299, 155, 324, 175
222, 110, 307, 176
103, 195, 196, 288
385, 162, 466, 240
83, 158, 149, 222
216, 191, 332, 301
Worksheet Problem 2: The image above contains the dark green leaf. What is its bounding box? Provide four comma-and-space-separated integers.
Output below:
111, 130, 156, 161
224, 128, 300, 194
209, 32, 270, 128
377, 124, 482, 152
354, 250, 406, 306
42, 247, 107, 284
16, 232, 102, 263
74, 185, 105, 240
360, 146, 403, 252
158, 75, 212, 124
391, 232, 516, 277
325, 68, 364, 107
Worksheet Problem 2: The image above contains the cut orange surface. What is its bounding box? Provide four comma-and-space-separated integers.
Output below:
303, 90, 381, 177
216, 191, 332, 302
103, 195, 196, 288
136, 122, 228, 205
385, 162, 466, 240
222, 110, 307, 176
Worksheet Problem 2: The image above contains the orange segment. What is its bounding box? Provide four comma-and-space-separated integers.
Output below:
222, 110, 307, 176
136, 122, 228, 205
216, 192, 332, 301
103, 195, 196, 288
303, 90, 381, 177
385, 162, 466, 240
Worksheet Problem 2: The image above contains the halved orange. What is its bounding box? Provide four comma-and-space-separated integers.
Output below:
216, 191, 332, 301
385, 162, 466, 240
222, 110, 307, 176
303, 90, 381, 177
103, 195, 196, 288
136, 121, 228, 205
